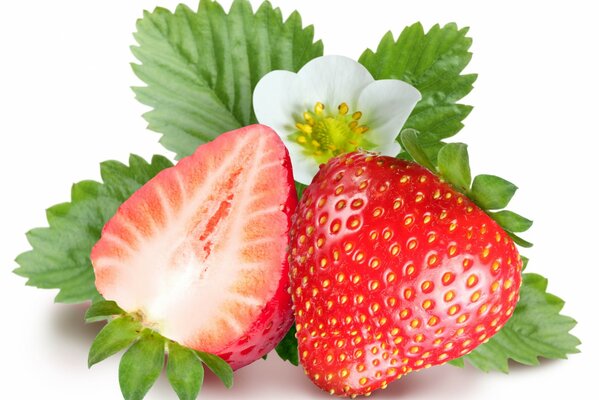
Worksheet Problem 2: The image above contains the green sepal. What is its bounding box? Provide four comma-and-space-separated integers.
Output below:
88, 316, 142, 368
275, 326, 299, 366
521, 256, 530, 271
447, 358, 464, 368
88, 318, 233, 400
167, 341, 205, 400
490, 210, 534, 233
437, 142, 471, 191
509, 232, 534, 248
119, 330, 166, 400
196, 351, 233, 389
85, 300, 126, 323
399, 129, 436, 172
470, 174, 518, 210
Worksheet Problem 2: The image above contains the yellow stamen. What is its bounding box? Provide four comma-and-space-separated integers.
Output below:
315, 102, 325, 114
338, 102, 349, 115
295, 122, 313, 135
303, 112, 315, 125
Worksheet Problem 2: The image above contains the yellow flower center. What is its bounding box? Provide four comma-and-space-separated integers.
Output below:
290, 102, 374, 164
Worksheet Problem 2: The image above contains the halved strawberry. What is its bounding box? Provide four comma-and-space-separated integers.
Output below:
290, 151, 522, 396
91, 124, 297, 370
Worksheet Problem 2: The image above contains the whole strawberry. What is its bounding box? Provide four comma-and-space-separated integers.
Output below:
289, 151, 522, 397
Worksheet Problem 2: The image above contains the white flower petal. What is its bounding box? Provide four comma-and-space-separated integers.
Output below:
292, 55, 374, 112
283, 139, 321, 185
253, 69, 298, 136
372, 140, 402, 157
357, 79, 422, 145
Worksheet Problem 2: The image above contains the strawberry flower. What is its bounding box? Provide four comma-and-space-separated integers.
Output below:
253, 55, 422, 184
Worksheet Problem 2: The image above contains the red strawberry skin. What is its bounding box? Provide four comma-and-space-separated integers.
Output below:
289, 151, 522, 396
92, 125, 297, 370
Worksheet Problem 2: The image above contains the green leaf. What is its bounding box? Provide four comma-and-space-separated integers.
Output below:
461, 273, 580, 372
490, 210, 534, 233
132, 0, 323, 159
437, 143, 471, 191
119, 331, 166, 400
521, 256, 530, 271
14, 155, 173, 304
470, 174, 518, 210
88, 316, 142, 368
85, 300, 126, 323
275, 326, 299, 366
196, 351, 233, 389
359, 23, 476, 146
167, 341, 205, 400
399, 129, 436, 171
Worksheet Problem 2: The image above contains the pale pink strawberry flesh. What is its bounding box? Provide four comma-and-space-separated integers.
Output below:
91, 125, 297, 369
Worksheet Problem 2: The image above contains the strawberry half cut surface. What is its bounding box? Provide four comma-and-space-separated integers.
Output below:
290, 151, 523, 397
91, 125, 297, 370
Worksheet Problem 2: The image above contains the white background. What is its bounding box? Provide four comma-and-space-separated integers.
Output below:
1, 0, 597, 398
